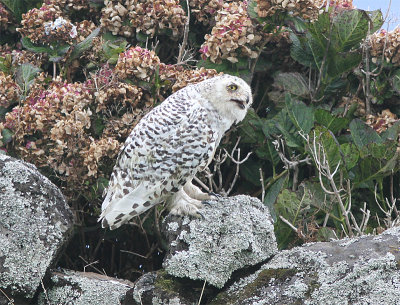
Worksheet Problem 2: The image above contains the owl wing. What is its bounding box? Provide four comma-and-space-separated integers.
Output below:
99, 94, 219, 229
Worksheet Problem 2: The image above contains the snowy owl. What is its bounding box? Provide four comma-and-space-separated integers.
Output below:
99, 74, 252, 229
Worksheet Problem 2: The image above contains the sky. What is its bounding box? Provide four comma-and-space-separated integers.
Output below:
353, 0, 400, 30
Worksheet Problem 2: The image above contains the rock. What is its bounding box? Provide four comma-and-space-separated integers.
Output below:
38, 270, 135, 305
211, 225, 400, 305
162, 195, 278, 288
122, 270, 216, 305
0, 155, 73, 303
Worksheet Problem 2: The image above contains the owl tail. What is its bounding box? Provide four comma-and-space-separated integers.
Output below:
98, 184, 153, 230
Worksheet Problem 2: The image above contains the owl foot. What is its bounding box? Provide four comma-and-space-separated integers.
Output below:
183, 180, 213, 201
168, 187, 204, 217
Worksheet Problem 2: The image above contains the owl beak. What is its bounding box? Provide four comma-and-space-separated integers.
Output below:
231, 98, 247, 109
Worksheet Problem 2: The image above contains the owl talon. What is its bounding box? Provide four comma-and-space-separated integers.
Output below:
201, 200, 212, 206
209, 192, 222, 199
195, 211, 205, 220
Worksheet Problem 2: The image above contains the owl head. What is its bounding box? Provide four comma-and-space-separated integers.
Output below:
197, 74, 253, 124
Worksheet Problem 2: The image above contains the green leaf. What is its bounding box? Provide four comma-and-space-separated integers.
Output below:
15, 63, 41, 95
239, 158, 262, 186
340, 143, 359, 170
255, 139, 280, 166
21, 37, 54, 54
1, 128, 13, 144
238, 109, 265, 144
390, 69, 400, 95
366, 9, 384, 33
274, 72, 310, 98
349, 119, 382, 148
381, 121, 400, 141
68, 27, 101, 63
264, 174, 287, 221
332, 10, 370, 52
290, 33, 316, 68
327, 51, 362, 78
285, 94, 314, 134
315, 109, 349, 133
273, 109, 304, 148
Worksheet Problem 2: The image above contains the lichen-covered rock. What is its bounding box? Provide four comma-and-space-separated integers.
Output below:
123, 270, 216, 305
38, 270, 134, 305
0, 155, 73, 302
162, 195, 278, 288
211, 226, 400, 305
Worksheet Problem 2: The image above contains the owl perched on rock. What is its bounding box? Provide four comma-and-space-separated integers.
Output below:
99, 74, 252, 229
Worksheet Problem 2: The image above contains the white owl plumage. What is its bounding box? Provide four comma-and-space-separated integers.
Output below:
99, 74, 252, 229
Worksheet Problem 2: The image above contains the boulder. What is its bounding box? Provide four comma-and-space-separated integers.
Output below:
37, 270, 134, 305
162, 195, 278, 288
122, 270, 214, 305
0, 155, 73, 303
211, 225, 400, 305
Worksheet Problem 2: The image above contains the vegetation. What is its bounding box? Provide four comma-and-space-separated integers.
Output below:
1, 0, 400, 281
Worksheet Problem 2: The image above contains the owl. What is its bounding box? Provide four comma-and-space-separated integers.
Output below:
99, 74, 252, 229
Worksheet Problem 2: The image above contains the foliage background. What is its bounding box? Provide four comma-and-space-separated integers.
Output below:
1, 0, 400, 282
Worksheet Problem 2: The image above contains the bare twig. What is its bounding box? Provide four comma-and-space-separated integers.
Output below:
299, 131, 354, 237
177, 0, 190, 64
0, 288, 14, 305
259, 168, 265, 202
79, 255, 106, 275
197, 280, 207, 305
279, 215, 305, 238
40, 277, 50, 305
193, 176, 211, 193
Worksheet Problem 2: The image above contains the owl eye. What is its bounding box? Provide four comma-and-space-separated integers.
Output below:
227, 84, 238, 91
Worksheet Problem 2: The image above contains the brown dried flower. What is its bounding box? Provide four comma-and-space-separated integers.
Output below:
369, 27, 400, 66
0, 72, 19, 108
101, 0, 135, 37
366, 109, 398, 134
129, 0, 187, 39
200, 1, 262, 63
159, 64, 221, 92
0, 3, 11, 31
17, 4, 78, 45
115, 46, 161, 82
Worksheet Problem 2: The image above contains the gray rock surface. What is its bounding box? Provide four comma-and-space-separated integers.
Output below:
162, 195, 278, 288
211, 225, 400, 305
122, 270, 211, 305
38, 270, 135, 305
0, 155, 73, 302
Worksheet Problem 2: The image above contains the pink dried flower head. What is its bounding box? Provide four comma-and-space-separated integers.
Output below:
200, 1, 262, 63
129, 0, 187, 39
17, 4, 78, 45
0, 72, 19, 108
115, 46, 161, 82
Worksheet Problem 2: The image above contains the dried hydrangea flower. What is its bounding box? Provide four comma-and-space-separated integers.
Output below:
101, 0, 135, 37
159, 64, 221, 92
17, 4, 78, 45
129, 0, 187, 39
0, 72, 19, 108
0, 3, 11, 31
44, 16, 77, 39
189, 0, 225, 25
369, 27, 400, 66
200, 1, 262, 63
115, 46, 161, 82
45, 0, 100, 14
366, 109, 398, 133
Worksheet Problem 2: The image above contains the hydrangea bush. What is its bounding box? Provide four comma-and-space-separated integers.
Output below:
1, 0, 400, 281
